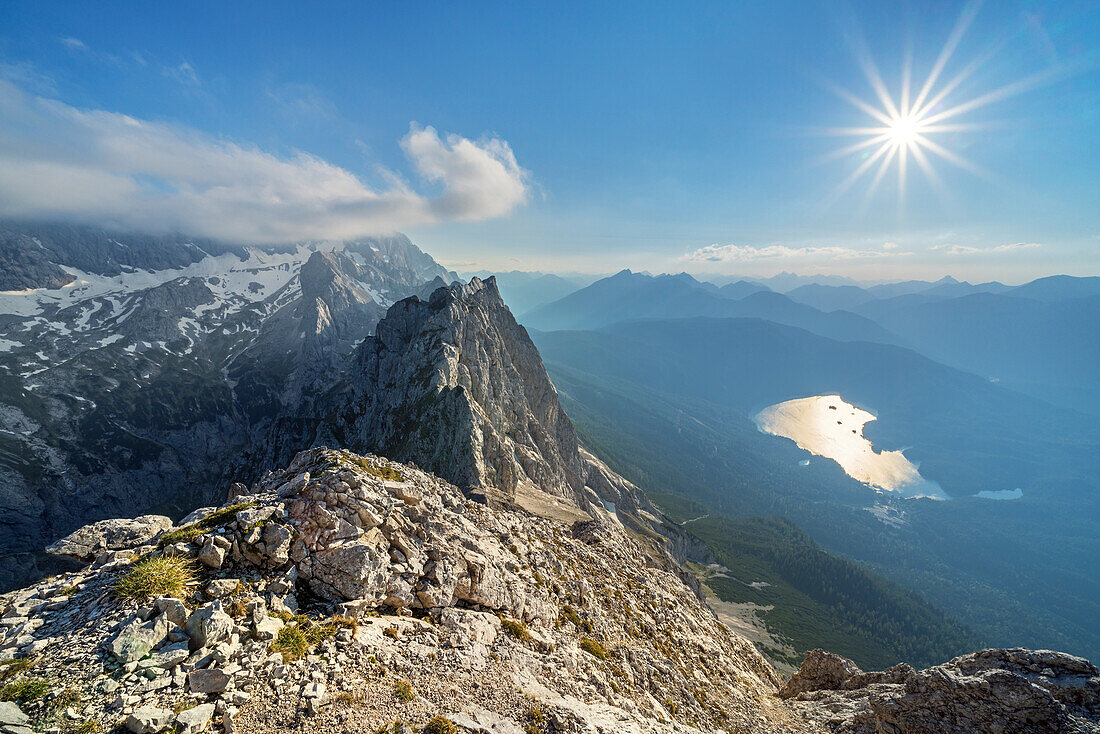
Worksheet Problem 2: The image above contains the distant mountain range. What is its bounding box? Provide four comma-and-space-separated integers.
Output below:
459, 269, 596, 315
519, 268, 1100, 416
521, 269, 896, 344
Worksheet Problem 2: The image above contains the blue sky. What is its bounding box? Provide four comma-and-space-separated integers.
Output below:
1, 0, 1097, 282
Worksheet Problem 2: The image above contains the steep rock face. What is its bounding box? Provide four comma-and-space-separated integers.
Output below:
0, 232, 74, 290
784, 648, 1100, 733
337, 277, 587, 507
0, 221, 228, 288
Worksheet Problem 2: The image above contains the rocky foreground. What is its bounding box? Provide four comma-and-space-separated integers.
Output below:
0, 448, 811, 734
3, 447, 1098, 734
781, 648, 1099, 733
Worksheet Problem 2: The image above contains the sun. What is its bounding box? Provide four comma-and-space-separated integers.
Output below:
886, 115, 922, 146
818, 2, 1046, 205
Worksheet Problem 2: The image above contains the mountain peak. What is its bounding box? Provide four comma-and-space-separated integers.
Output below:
340, 276, 590, 510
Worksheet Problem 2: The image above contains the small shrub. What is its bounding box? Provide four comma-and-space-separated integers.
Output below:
0, 678, 50, 704
52, 687, 82, 709
560, 605, 593, 633
113, 555, 195, 602
422, 716, 457, 734
394, 679, 414, 702
227, 598, 249, 619
155, 524, 205, 546
347, 454, 405, 482
523, 704, 547, 734
0, 658, 32, 681
334, 691, 357, 705
501, 618, 532, 642
61, 584, 80, 596
383, 626, 399, 640
579, 637, 609, 660
65, 723, 100, 734
331, 614, 358, 631
270, 626, 309, 662
158, 502, 256, 546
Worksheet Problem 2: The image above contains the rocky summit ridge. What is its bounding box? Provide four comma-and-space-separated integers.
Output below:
5, 446, 1098, 734
4, 447, 806, 734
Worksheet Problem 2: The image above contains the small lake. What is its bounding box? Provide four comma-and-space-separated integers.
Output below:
755, 394, 947, 500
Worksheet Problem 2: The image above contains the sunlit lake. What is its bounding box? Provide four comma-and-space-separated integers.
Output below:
755, 394, 948, 500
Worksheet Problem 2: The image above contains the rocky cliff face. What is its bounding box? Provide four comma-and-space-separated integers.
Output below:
336, 277, 587, 508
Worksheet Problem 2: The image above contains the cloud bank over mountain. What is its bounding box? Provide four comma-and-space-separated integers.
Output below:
0, 80, 529, 242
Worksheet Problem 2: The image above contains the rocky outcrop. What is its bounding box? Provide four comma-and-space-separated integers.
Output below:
45, 515, 173, 561
784, 647, 1100, 733
0, 233, 74, 290
779, 649, 865, 698
337, 277, 588, 507
3, 448, 809, 734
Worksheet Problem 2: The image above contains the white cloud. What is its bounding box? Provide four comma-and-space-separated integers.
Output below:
685, 241, 1044, 265
0, 80, 530, 243
683, 243, 910, 263
934, 242, 1043, 255
59, 37, 87, 51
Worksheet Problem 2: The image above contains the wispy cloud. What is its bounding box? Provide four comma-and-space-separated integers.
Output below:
58, 37, 87, 51
685, 240, 1044, 264
0, 61, 56, 96
266, 83, 338, 120
683, 243, 910, 263
0, 80, 530, 243
933, 242, 1043, 255
165, 61, 201, 87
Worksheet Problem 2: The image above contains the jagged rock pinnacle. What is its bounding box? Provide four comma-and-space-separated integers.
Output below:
338, 276, 587, 508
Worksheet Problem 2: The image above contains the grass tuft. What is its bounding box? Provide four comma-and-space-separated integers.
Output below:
157, 501, 255, 547
393, 679, 414, 702
0, 658, 32, 681
346, 454, 405, 482
523, 704, 547, 734
560, 605, 593, 633
579, 637, 609, 660
501, 618, 533, 642
66, 723, 101, 734
268, 615, 344, 661
270, 626, 309, 662
422, 716, 457, 734
0, 678, 50, 704
113, 555, 196, 602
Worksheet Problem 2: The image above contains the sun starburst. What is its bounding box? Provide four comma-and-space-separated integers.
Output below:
819, 1, 1058, 207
